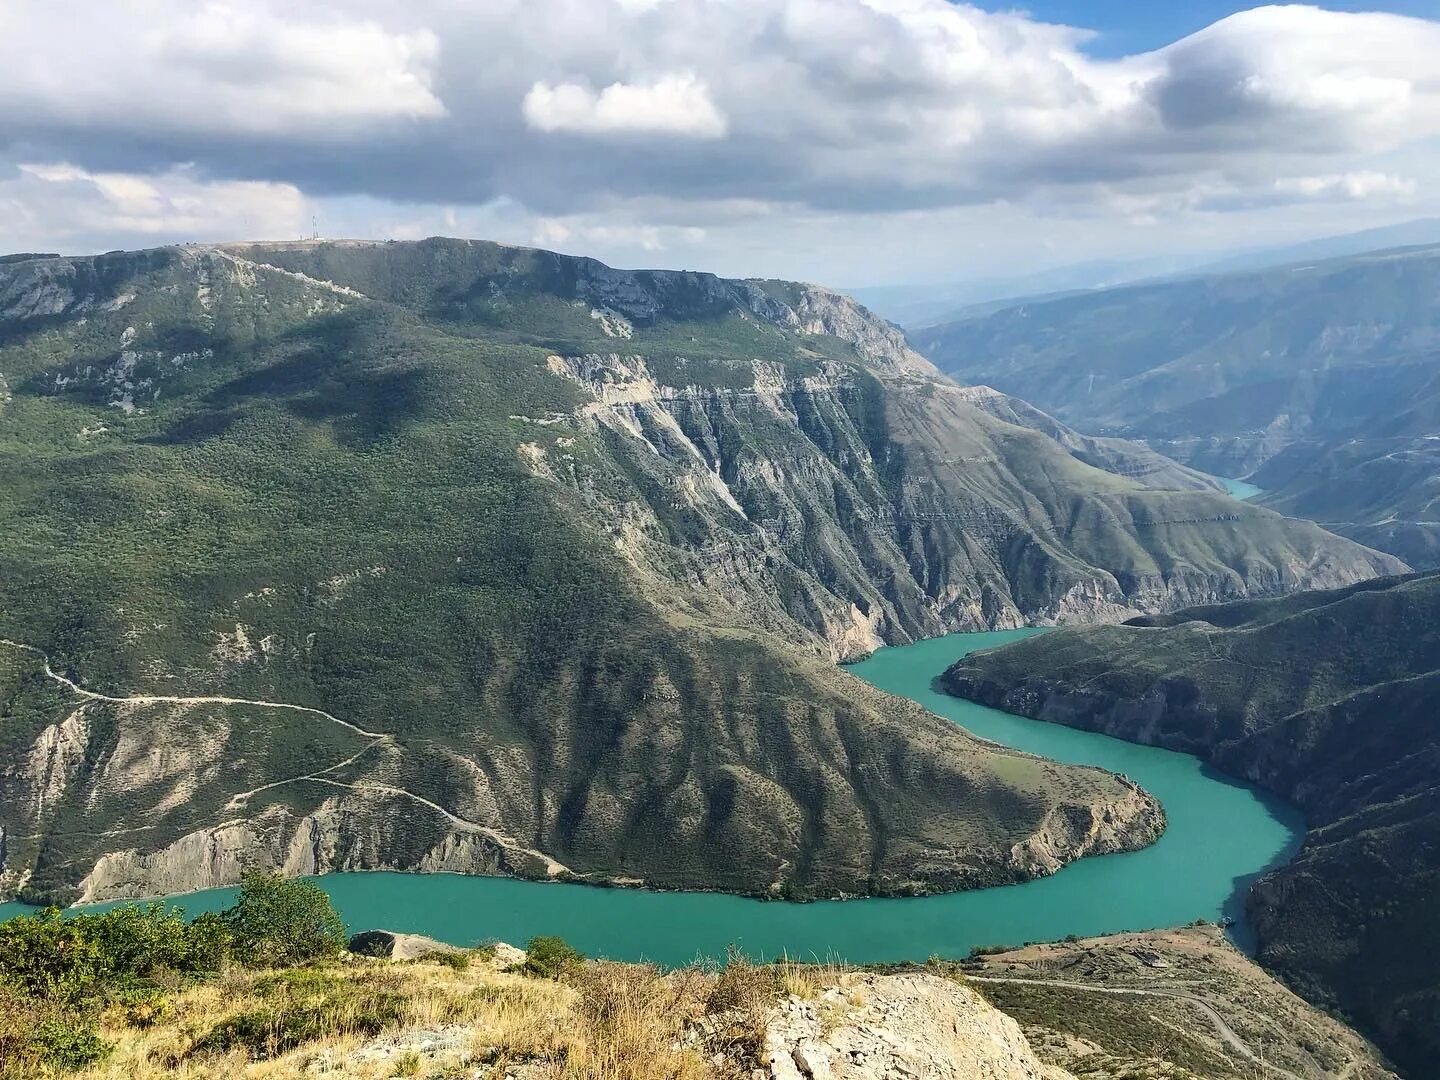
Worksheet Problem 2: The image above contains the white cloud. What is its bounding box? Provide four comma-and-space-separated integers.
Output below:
1, 1, 1439, 279
1275, 171, 1418, 201
523, 74, 726, 138
1, 163, 306, 251
0, 0, 442, 140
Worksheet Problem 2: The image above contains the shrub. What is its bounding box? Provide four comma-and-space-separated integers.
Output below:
185, 911, 236, 970
0, 907, 106, 1001
420, 949, 471, 971
221, 872, 347, 967
31, 1019, 112, 1070
107, 985, 174, 1028
78, 903, 223, 981
521, 935, 584, 979
0, 903, 228, 1004
0, 985, 110, 1078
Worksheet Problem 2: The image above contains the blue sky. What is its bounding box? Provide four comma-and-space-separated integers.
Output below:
999, 1, 1440, 55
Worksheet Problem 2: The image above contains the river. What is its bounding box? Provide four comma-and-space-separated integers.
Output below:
0, 629, 1302, 966
1219, 476, 1264, 500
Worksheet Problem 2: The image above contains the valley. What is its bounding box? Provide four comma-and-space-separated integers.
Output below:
0, 628, 1303, 964
0, 238, 1391, 908
921, 244, 1440, 569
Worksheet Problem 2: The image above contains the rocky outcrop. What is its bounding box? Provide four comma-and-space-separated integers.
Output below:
1005, 784, 1163, 880
548, 349, 1402, 661
763, 973, 1073, 1080
348, 929, 466, 960
74, 799, 518, 903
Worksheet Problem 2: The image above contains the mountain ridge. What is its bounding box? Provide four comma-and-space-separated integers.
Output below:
0, 237, 1396, 908
919, 241, 1440, 569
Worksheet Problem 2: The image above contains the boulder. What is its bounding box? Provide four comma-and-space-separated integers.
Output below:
347, 929, 465, 960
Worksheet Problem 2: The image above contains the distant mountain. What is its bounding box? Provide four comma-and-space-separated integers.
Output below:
1194, 218, 1440, 277
853, 218, 1440, 329
848, 256, 1191, 328
942, 572, 1440, 1078
919, 242, 1440, 567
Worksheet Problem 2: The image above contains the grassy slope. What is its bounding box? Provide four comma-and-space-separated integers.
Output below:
940, 572, 1440, 1077
19, 928, 1394, 1080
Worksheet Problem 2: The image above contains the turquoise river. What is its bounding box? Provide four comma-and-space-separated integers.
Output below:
0, 629, 1304, 966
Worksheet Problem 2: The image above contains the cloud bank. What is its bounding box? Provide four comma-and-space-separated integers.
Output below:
0, 0, 1435, 276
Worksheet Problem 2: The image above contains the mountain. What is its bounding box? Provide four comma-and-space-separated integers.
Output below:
848, 255, 1192, 328
853, 217, 1440, 329
0, 238, 1396, 907
942, 572, 1440, 1077
919, 242, 1440, 567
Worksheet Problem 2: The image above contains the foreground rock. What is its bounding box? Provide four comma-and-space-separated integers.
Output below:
347, 929, 466, 960
763, 972, 1073, 1080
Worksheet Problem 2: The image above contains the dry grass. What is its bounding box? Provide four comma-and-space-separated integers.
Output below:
38, 951, 859, 1080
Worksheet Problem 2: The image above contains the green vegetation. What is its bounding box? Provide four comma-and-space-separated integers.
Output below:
943, 571, 1440, 1078
520, 934, 585, 979
1, 237, 1290, 910
0, 874, 343, 1076
220, 872, 347, 967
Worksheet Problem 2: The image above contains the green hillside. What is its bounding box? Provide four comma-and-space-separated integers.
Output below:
942, 572, 1440, 1076
920, 244, 1440, 567
0, 238, 1393, 908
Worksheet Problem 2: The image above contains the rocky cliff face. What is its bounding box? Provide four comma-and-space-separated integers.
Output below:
544, 348, 1402, 661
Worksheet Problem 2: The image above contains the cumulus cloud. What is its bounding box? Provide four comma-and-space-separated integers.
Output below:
523, 74, 727, 138
0, 0, 442, 142
0, 162, 307, 251
0, 1, 1437, 268
1275, 171, 1419, 200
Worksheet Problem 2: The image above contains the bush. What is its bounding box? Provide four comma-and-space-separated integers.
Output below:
0, 907, 106, 1001
420, 949, 471, 971
221, 872, 347, 967
521, 935, 584, 979
107, 985, 174, 1028
0, 903, 227, 1003
31, 1019, 112, 1071
0, 985, 110, 1078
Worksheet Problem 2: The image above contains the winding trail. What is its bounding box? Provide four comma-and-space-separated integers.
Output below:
0, 638, 571, 880
0, 639, 387, 739
967, 974, 1303, 1079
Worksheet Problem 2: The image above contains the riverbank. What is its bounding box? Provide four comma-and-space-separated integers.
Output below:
1, 629, 1303, 965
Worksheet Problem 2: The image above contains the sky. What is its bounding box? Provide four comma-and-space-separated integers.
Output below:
1, 0, 1438, 287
